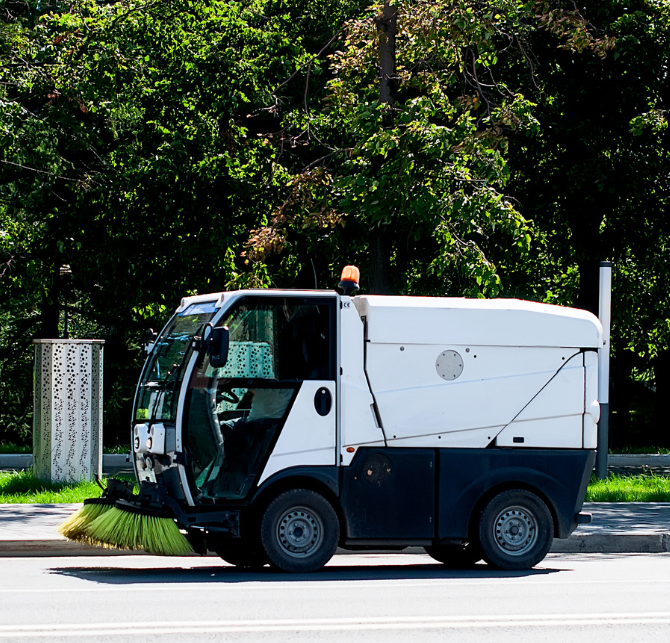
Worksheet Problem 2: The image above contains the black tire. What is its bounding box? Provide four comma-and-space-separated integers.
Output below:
260, 489, 339, 573
424, 541, 483, 568
478, 489, 554, 570
217, 548, 268, 570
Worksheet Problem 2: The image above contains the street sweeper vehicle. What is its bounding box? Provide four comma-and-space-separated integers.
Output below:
60, 266, 604, 572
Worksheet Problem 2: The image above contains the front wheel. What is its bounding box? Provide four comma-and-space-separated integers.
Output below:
260, 489, 339, 573
478, 489, 554, 570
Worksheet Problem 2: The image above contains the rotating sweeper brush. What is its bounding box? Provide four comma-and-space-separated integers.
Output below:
57, 478, 135, 544
59, 481, 193, 556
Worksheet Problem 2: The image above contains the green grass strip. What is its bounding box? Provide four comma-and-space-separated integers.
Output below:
0, 470, 103, 504
3, 467, 670, 504
586, 473, 670, 502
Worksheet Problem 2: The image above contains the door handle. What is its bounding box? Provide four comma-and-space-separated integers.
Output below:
314, 387, 332, 416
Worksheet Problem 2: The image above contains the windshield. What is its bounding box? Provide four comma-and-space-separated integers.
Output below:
135, 301, 218, 422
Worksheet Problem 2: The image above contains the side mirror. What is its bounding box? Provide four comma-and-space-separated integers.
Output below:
207, 326, 229, 368
143, 328, 158, 354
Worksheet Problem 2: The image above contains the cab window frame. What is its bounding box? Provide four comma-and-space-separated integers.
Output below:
218, 294, 337, 383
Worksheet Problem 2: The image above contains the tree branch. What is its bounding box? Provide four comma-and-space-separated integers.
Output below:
272, 27, 345, 96
302, 148, 354, 171
0, 160, 81, 183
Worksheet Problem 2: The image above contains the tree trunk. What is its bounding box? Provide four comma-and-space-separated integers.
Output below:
652, 348, 670, 448
610, 349, 635, 449
377, 0, 397, 119
575, 258, 601, 316
368, 227, 392, 294
36, 261, 61, 339
368, 0, 397, 294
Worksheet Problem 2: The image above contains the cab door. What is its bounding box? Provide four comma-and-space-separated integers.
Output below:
182, 294, 337, 501
256, 295, 338, 484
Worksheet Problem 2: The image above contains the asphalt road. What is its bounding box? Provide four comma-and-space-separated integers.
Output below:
0, 553, 669, 642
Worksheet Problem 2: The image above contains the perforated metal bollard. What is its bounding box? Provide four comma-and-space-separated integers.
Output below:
32, 339, 104, 483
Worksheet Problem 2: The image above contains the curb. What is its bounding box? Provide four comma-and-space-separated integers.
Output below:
0, 455, 33, 470
608, 454, 670, 467
550, 533, 670, 554
0, 540, 147, 557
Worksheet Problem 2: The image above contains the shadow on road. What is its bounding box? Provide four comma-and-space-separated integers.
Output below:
49, 561, 561, 585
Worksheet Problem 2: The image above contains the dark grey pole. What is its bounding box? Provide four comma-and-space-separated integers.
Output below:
596, 261, 612, 479
59, 264, 72, 340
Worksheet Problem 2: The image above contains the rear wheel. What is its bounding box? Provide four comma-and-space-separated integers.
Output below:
478, 489, 554, 570
260, 489, 339, 573
424, 541, 483, 567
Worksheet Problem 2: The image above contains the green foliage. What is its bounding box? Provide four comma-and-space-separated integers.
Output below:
504, 0, 670, 445
0, 311, 34, 444
1, 0, 364, 441
0, 443, 32, 454
1, 0, 670, 448
249, 0, 540, 296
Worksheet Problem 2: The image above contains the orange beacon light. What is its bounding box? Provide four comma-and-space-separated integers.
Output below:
338, 265, 360, 296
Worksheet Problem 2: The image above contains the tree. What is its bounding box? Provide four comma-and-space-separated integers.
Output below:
3, 0, 669, 449
0, 0, 364, 442
246, 0, 538, 297
505, 0, 670, 445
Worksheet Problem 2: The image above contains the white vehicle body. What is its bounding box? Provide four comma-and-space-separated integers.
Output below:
355, 296, 601, 451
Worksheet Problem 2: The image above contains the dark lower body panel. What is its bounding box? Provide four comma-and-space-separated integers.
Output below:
192, 447, 595, 549
434, 447, 595, 539
340, 447, 595, 542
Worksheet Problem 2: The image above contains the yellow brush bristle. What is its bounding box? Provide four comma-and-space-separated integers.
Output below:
57, 503, 113, 543
84, 506, 194, 556
140, 514, 194, 556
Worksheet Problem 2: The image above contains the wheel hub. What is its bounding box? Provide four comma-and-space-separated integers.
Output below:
493, 506, 538, 556
277, 508, 323, 558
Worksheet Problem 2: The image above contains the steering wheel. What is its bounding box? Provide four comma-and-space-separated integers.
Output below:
217, 387, 239, 405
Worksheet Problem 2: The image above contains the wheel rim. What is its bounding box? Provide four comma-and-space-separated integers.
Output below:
276, 506, 324, 558
492, 505, 538, 556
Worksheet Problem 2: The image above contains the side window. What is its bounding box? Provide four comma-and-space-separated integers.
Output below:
218, 297, 334, 381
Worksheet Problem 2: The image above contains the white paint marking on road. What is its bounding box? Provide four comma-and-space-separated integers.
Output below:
2, 613, 670, 637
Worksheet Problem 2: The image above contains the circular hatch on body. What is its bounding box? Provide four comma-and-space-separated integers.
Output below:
435, 350, 464, 381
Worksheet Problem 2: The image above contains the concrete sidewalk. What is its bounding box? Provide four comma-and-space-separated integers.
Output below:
0, 502, 668, 557
0, 503, 125, 557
